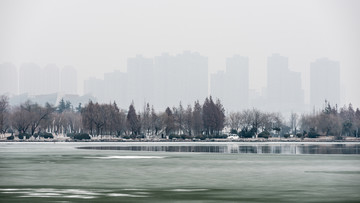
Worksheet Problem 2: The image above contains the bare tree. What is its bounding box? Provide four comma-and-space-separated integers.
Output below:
227, 112, 242, 133
0, 95, 10, 134
289, 112, 298, 135
173, 102, 184, 135
141, 103, 151, 135
184, 105, 193, 136
151, 106, 163, 136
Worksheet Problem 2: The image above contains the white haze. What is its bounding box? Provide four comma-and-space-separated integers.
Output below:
0, 0, 359, 107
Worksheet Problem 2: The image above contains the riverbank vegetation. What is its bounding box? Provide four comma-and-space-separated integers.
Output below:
0, 95, 359, 140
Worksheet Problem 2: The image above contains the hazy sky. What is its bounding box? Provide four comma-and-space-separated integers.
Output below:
1, 0, 359, 107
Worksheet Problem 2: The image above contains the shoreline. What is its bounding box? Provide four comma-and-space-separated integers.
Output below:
1, 138, 360, 143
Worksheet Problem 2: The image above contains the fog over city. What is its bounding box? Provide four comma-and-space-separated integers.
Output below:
1, 0, 360, 113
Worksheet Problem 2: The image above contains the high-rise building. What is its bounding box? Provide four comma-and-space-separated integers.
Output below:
84, 77, 104, 101
19, 63, 43, 95
61, 66, 78, 95
43, 64, 60, 94
177, 51, 208, 106
154, 51, 208, 110
210, 70, 226, 102
225, 55, 249, 111
266, 54, 304, 112
82, 51, 208, 111
0, 63, 18, 95
127, 55, 154, 109
103, 70, 128, 107
153, 53, 174, 109
310, 58, 340, 109
210, 55, 249, 111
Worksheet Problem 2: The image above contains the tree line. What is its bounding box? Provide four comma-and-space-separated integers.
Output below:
0, 95, 359, 140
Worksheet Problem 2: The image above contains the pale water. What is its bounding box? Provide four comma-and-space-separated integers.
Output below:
0, 142, 359, 202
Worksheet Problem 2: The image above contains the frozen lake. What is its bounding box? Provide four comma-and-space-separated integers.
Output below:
0, 142, 359, 202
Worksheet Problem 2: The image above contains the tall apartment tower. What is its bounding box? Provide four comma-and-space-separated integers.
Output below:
19, 63, 43, 95
225, 55, 249, 111
310, 58, 340, 109
0, 63, 18, 95
43, 64, 60, 94
153, 51, 208, 110
127, 55, 154, 109
61, 66, 78, 95
210, 70, 226, 103
266, 54, 304, 112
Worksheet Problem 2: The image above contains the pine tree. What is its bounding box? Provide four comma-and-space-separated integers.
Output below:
164, 107, 174, 135
58, 98, 66, 113
127, 103, 140, 136
192, 100, 203, 136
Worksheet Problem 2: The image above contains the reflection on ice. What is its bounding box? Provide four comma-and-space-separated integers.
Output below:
78, 144, 360, 154
168, 189, 208, 192
107, 193, 147, 197
0, 188, 151, 199
85, 155, 166, 159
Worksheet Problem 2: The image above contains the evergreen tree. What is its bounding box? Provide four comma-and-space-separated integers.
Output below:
58, 98, 66, 113
184, 104, 193, 136
65, 101, 72, 111
164, 107, 174, 135
192, 100, 203, 135
76, 103, 82, 113
202, 96, 225, 135
127, 103, 140, 136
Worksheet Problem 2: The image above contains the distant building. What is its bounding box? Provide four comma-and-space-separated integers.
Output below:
310, 58, 340, 109
0, 63, 18, 95
103, 70, 128, 107
8, 93, 96, 107
127, 55, 154, 109
225, 55, 249, 111
84, 77, 103, 101
211, 70, 226, 102
266, 54, 304, 113
210, 55, 249, 112
154, 51, 208, 110
153, 53, 174, 109
19, 63, 43, 95
61, 66, 77, 95
43, 64, 60, 94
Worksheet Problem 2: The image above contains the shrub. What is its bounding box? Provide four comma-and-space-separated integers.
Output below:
296, 133, 303, 138
334, 136, 344, 140
180, 134, 191, 139
213, 134, 227, 139
18, 133, 31, 139
230, 129, 238, 134
121, 135, 130, 139
283, 134, 290, 139
258, 131, 270, 139
195, 134, 206, 140
73, 133, 91, 140
38, 132, 54, 139
307, 131, 320, 138
7, 135, 14, 140
67, 133, 76, 138
136, 134, 145, 139
239, 129, 255, 138
169, 134, 181, 139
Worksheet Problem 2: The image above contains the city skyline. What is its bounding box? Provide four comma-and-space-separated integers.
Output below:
0, 52, 345, 115
0, 0, 359, 108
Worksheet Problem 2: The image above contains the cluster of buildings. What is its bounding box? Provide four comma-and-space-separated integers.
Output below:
84, 52, 340, 114
84, 51, 208, 110
0, 52, 341, 114
0, 64, 94, 106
